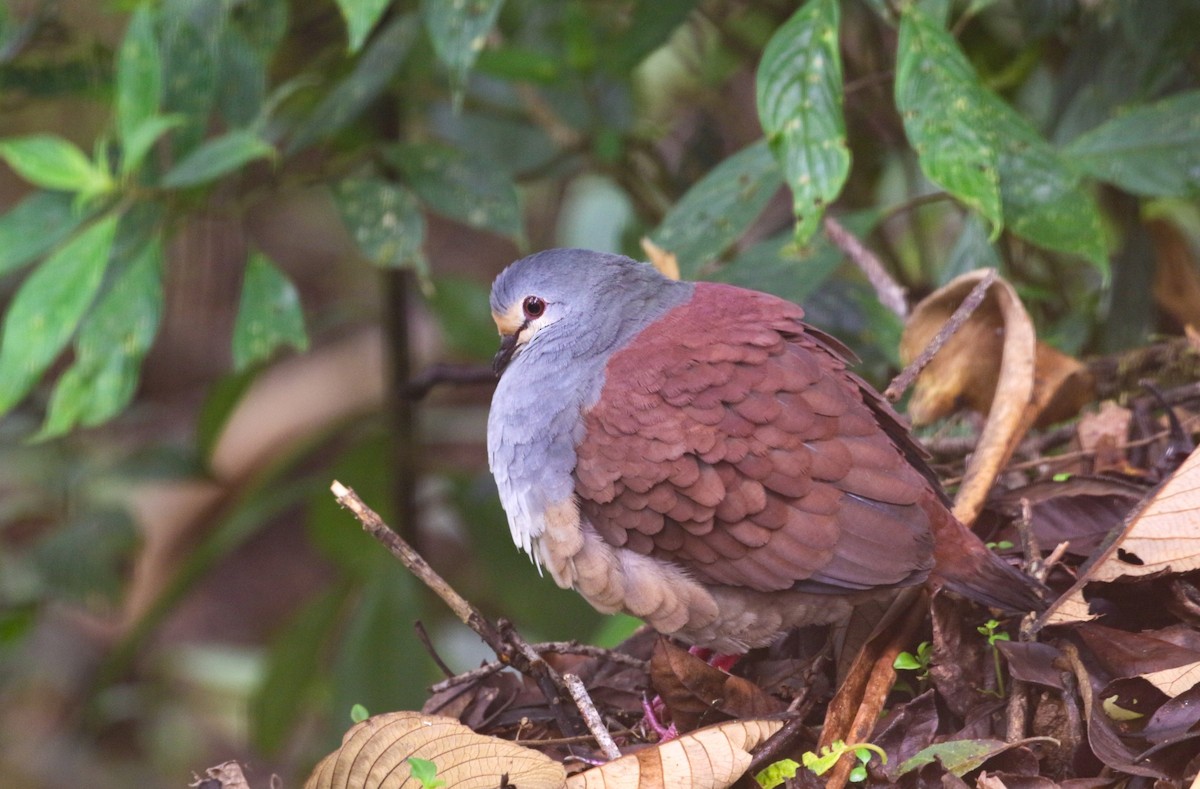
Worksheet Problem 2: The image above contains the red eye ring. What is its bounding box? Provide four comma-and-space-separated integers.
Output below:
523, 296, 546, 319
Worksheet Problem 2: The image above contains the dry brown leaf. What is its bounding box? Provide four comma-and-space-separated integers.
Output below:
641, 238, 680, 281
1150, 218, 1200, 329
305, 711, 566, 789
1076, 401, 1133, 474
192, 761, 251, 789
649, 638, 784, 733
900, 270, 1038, 524
565, 718, 783, 789
1040, 445, 1200, 630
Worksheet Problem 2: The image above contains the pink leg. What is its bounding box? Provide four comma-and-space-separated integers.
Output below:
640, 693, 677, 741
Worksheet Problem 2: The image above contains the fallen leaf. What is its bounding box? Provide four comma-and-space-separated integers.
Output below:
305, 711, 566, 789
900, 270, 1041, 524
895, 737, 1057, 778
565, 718, 783, 789
1076, 402, 1134, 474
1039, 445, 1200, 628
649, 638, 784, 733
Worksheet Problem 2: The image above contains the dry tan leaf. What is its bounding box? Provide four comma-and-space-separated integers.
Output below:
305, 711, 566, 789
565, 718, 783, 789
1076, 401, 1133, 474
1040, 445, 1200, 630
641, 238, 680, 281
192, 761, 251, 789
900, 270, 1038, 525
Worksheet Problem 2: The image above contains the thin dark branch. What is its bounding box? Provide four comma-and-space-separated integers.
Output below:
824, 215, 909, 319
405, 363, 496, 400
413, 620, 456, 679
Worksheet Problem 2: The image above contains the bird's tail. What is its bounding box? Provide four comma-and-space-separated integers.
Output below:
927, 504, 1047, 613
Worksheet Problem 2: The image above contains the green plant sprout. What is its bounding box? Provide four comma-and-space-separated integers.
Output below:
756, 741, 888, 788
977, 619, 1011, 698
408, 757, 446, 789
985, 539, 1015, 551
350, 703, 370, 723
894, 640, 933, 680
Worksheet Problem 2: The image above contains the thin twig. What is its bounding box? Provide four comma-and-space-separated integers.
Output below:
405, 363, 496, 400
427, 642, 647, 695
884, 269, 996, 402
429, 661, 507, 694
330, 481, 588, 738
414, 620, 456, 679
823, 215, 909, 319
564, 673, 622, 761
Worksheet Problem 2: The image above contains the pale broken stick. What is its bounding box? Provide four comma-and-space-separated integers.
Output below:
329, 480, 591, 740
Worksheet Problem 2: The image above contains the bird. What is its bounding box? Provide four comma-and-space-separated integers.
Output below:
486, 248, 1042, 653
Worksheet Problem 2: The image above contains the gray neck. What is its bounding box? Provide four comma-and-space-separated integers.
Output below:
487, 276, 694, 557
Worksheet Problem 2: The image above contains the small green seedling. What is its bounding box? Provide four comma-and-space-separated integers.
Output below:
756, 740, 887, 787
408, 757, 446, 789
894, 640, 933, 680
985, 540, 1014, 551
977, 619, 1011, 697
350, 703, 370, 723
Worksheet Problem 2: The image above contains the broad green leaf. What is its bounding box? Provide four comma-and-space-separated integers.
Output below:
995, 130, 1107, 270
942, 213, 999, 285
38, 238, 164, 439
250, 588, 342, 753
0, 135, 113, 197
898, 739, 1015, 777
161, 19, 219, 155
286, 15, 418, 153
335, 0, 391, 52
0, 214, 120, 417
232, 252, 308, 371
1064, 91, 1200, 198
756, 0, 848, 246
161, 129, 275, 188
231, 0, 289, 56
475, 46, 560, 83
607, 0, 699, 73
386, 143, 522, 239
421, 0, 505, 99
121, 115, 184, 176
116, 5, 162, 150
425, 276, 498, 360
895, 9, 1002, 236
709, 229, 842, 305
217, 27, 267, 127
195, 368, 259, 467
333, 177, 426, 269
0, 191, 89, 276
650, 140, 783, 279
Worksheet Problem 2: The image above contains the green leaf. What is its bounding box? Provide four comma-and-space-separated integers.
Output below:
897, 739, 1013, 777
0, 191, 90, 276
0, 135, 113, 197
650, 140, 783, 278
286, 15, 419, 153
408, 757, 446, 789
756, 0, 848, 246
161, 129, 275, 188
755, 758, 800, 789
607, 0, 699, 73
217, 27, 267, 128
161, 18, 219, 155
386, 143, 522, 239
1064, 91, 1200, 198
895, 9, 1002, 236
116, 5, 163, 149
232, 252, 308, 371
37, 237, 164, 439
0, 214, 120, 417
335, 0, 391, 53
426, 276, 499, 360
893, 652, 923, 670
333, 177, 426, 269
121, 115, 184, 176
421, 0, 505, 99
250, 588, 342, 753
350, 703, 370, 723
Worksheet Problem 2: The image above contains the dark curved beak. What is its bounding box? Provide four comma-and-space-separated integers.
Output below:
492, 333, 519, 376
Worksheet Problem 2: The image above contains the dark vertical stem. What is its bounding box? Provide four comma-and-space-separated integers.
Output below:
385, 269, 420, 550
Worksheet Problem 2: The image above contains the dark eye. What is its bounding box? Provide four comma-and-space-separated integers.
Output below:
523, 296, 546, 319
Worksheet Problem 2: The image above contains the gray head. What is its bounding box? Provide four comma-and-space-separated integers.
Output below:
489, 248, 691, 375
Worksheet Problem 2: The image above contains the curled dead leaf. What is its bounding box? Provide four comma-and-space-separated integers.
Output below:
566, 718, 784, 789
650, 637, 785, 733
900, 270, 1040, 524
305, 711, 566, 789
